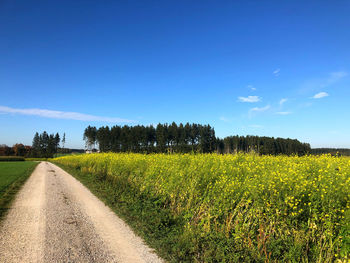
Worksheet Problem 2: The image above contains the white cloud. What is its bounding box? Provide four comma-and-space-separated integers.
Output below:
279, 98, 287, 106
238, 96, 261, 103
276, 111, 292, 115
0, 105, 135, 123
250, 105, 270, 113
312, 92, 329, 99
273, 68, 280, 76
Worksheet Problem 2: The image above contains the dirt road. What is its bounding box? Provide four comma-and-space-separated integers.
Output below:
0, 162, 163, 263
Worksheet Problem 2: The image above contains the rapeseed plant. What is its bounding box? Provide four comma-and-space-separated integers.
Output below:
55, 153, 349, 262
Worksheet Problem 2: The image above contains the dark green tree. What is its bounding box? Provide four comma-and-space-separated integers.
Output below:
55, 133, 60, 152
83, 126, 97, 150
62, 132, 66, 149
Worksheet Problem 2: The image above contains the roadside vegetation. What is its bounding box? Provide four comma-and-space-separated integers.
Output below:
54, 153, 350, 262
0, 161, 38, 220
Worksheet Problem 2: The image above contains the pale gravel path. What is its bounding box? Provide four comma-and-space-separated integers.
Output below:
0, 162, 164, 263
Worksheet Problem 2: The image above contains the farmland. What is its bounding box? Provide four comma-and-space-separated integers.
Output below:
54, 153, 350, 262
0, 161, 38, 220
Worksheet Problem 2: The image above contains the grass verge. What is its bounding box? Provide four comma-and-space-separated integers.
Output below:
0, 161, 39, 221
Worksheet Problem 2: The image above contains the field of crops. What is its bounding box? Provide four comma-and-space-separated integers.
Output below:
54, 153, 350, 262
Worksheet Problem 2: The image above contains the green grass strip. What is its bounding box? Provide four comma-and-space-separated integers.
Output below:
0, 161, 39, 221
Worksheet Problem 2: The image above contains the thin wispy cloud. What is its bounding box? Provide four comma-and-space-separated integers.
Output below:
247, 85, 256, 91
238, 96, 261, 103
219, 116, 231, 123
248, 124, 263, 128
279, 98, 288, 106
322, 71, 348, 87
276, 111, 292, 115
273, 68, 280, 76
250, 105, 270, 113
312, 92, 329, 99
0, 106, 135, 123
300, 71, 347, 94
248, 105, 270, 118
299, 102, 313, 108
328, 130, 339, 135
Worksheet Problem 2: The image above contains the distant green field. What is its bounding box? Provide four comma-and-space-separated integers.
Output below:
0, 161, 38, 220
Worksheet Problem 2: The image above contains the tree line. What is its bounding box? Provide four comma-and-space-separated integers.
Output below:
0, 144, 32, 157
83, 123, 311, 155
0, 132, 67, 158
31, 131, 63, 158
84, 123, 216, 153
218, 135, 311, 155
311, 148, 350, 156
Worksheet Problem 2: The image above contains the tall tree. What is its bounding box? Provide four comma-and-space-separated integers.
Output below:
62, 133, 66, 149
83, 126, 97, 150
54, 133, 60, 152
97, 126, 111, 152
32, 132, 40, 157
47, 134, 56, 155
110, 125, 122, 152
156, 123, 167, 153
147, 125, 156, 152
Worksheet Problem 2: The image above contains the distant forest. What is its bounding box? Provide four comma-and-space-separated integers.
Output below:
83, 123, 311, 155
311, 148, 350, 156
1, 124, 348, 157
0, 131, 67, 158
31, 131, 64, 158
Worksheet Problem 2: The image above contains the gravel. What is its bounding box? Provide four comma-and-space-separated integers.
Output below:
0, 162, 164, 263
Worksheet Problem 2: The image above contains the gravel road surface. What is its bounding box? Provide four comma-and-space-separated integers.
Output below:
0, 162, 163, 263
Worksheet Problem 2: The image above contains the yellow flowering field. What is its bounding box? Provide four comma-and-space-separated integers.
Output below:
54, 153, 350, 262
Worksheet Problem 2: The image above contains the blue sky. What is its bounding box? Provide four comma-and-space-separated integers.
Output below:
1, 1, 349, 148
